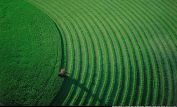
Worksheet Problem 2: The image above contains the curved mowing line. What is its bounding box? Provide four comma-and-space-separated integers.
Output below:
59, 17, 82, 106
91, 0, 124, 105
63, 7, 96, 107
87, 4, 130, 106
109, 1, 146, 105
30, 1, 77, 105
101, 2, 139, 104
97, 7, 131, 106
134, 0, 171, 104
72, 4, 105, 106
158, 1, 177, 105
155, 0, 177, 78
101, 3, 136, 105
139, 1, 176, 104
92, 1, 138, 105
65, 18, 87, 106
157, 0, 177, 64
115, 0, 153, 105
160, 0, 177, 23
65, 2, 103, 103
59, 1, 103, 105
160, 1, 177, 35
126, 0, 174, 104
143, 1, 169, 105
45, 0, 105, 105
114, 1, 156, 105
87, 1, 134, 105
58, 9, 86, 107
126, 0, 162, 104
131, 1, 162, 104
112, 1, 149, 105
82, 1, 117, 105
74, 0, 118, 105
147, 0, 177, 65
80, 9, 110, 106
60, 1, 103, 105
90, 7, 130, 105
26, 0, 177, 106
51, 0, 88, 105
115, 0, 160, 105
69, 1, 110, 105
37, 1, 81, 105
131, 0, 171, 104
150, 2, 177, 103
55, 1, 92, 105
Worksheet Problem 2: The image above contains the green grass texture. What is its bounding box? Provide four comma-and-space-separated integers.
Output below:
0, 0, 63, 106
1, 0, 177, 106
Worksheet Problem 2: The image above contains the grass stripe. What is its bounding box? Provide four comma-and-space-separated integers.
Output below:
54, 3, 87, 106
67, 1, 108, 105
24, 0, 177, 106
56, 0, 95, 105
64, 1, 103, 105
100, 1, 134, 105
72, 1, 110, 103
32, 1, 77, 105
104, 0, 145, 104
91, 0, 124, 105
124, 0, 162, 105
132, 0, 173, 105
112, 1, 151, 105
84, 1, 119, 105
139, 1, 176, 105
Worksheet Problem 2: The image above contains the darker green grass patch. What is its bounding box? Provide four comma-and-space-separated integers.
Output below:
0, 0, 63, 106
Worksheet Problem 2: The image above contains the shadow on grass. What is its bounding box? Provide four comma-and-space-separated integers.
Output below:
50, 22, 103, 106
50, 76, 102, 106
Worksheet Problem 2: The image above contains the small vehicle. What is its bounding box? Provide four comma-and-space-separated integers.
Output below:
58, 68, 68, 77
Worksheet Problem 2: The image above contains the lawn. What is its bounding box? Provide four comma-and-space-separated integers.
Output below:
0, 0, 63, 105
0, 0, 177, 106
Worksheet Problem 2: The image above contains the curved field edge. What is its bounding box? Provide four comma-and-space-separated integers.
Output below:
1, 0, 176, 106
0, 0, 63, 106
28, 0, 177, 106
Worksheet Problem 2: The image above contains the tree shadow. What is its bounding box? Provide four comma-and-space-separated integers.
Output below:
50, 76, 102, 106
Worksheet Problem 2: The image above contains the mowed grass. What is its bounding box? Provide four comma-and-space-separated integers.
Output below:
28, 0, 177, 106
0, 0, 177, 106
0, 0, 63, 106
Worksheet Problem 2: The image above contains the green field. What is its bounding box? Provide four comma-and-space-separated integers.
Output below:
0, 0, 177, 106
0, 0, 63, 105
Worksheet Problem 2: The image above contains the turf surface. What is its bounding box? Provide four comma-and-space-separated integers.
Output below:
0, 0, 63, 106
0, 0, 177, 106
